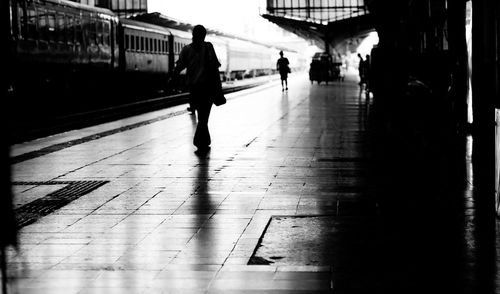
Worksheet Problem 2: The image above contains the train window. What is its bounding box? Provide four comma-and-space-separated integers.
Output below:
66, 15, 74, 44
12, 3, 22, 39
103, 32, 109, 46
26, 7, 37, 39
47, 12, 57, 41
16, 6, 25, 39
38, 9, 49, 41
154, 39, 157, 53
149, 38, 153, 52
103, 22, 110, 46
83, 17, 92, 45
140, 36, 144, 51
125, 34, 129, 49
135, 35, 139, 51
91, 21, 98, 45
75, 17, 83, 45
118, 0, 126, 9
56, 13, 65, 43
96, 21, 103, 45
47, 12, 55, 42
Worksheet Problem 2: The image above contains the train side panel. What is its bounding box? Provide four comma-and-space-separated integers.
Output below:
119, 19, 170, 74
168, 28, 191, 67
206, 34, 229, 79
10, 0, 117, 69
7, 0, 119, 120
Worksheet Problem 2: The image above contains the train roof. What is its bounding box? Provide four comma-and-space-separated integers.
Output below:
166, 27, 192, 40
120, 18, 170, 35
120, 18, 192, 40
40, 0, 116, 17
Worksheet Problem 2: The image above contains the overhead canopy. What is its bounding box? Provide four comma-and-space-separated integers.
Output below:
261, 0, 376, 53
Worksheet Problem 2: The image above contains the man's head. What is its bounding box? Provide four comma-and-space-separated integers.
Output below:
279, 51, 284, 57
192, 25, 207, 44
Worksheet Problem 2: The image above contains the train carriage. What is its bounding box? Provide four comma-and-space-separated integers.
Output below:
7, 0, 118, 117
205, 34, 229, 80
5, 3, 307, 125
118, 18, 170, 74
9, 0, 118, 72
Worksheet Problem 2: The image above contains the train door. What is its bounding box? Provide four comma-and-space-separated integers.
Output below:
167, 34, 174, 73
110, 18, 119, 70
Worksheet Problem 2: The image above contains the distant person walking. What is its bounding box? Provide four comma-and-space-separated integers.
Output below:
170, 24, 224, 154
357, 53, 365, 86
364, 54, 371, 92
277, 51, 290, 91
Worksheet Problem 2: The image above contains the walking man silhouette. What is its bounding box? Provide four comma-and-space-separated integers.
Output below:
170, 24, 222, 154
277, 51, 290, 91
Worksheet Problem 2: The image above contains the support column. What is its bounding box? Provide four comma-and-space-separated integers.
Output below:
471, 0, 497, 215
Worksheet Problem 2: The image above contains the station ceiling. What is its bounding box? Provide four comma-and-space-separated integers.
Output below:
261, 12, 375, 54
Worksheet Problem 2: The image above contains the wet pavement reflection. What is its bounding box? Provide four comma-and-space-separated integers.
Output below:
4, 72, 499, 293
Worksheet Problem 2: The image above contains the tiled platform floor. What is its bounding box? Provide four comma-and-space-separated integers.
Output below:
4, 72, 499, 293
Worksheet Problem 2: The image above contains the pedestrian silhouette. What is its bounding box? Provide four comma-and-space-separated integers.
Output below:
277, 51, 290, 91
364, 54, 371, 93
170, 24, 224, 154
357, 53, 365, 86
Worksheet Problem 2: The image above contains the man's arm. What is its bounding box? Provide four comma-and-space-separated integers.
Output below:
168, 47, 187, 86
172, 50, 187, 77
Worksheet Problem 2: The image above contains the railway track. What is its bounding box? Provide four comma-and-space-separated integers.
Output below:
10, 79, 269, 144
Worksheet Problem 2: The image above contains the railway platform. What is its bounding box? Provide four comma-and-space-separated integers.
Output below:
4, 72, 499, 293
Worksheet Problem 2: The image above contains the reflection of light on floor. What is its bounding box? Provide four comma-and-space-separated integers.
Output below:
467, 79, 473, 123
496, 110, 500, 214
466, 135, 473, 188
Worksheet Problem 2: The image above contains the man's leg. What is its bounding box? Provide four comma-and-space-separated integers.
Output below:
187, 94, 195, 114
193, 99, 212, 149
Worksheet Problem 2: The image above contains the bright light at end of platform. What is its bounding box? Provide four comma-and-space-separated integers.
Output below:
147, 0, 289, 42
356, 31, 379, 56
